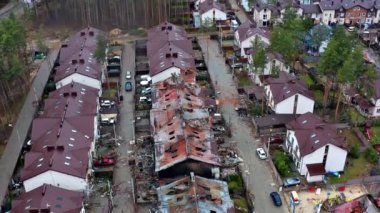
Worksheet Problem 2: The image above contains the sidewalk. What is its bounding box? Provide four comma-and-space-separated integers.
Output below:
0, 49, 59, 209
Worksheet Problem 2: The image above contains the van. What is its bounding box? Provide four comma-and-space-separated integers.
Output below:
290, 191, 300, 205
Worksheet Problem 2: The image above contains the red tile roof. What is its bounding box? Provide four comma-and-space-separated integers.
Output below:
12, 184, 84, 213
286, 112, 347, 157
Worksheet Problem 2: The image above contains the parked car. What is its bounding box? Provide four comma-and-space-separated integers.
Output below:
256, 148, 267, 160
230, 63, 243, 69
101, 117, 115, 125
140, 75, 152, 81
125, 82, 133, 92
125, 71, 132, 80
141, 87, 152, 94
140, 80, 151, 86
270, 192, 282, 206
100, 100, 115, 108
139, 96, 152, 104
93, 157, 115, 167
283, 177, 301, 188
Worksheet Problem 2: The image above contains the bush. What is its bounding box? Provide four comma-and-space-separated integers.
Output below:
349, 144, 360, 159
273, 151, 291, 176
365, 147, 379, 164
227, 175, 243, 191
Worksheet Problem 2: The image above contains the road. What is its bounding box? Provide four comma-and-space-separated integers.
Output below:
0, 50, 59, 209
228, 0, 249, 23
111, 43, 137, 213
198, 38, 288, 213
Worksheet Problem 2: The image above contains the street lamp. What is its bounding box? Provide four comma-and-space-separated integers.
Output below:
267, 128, 273, 156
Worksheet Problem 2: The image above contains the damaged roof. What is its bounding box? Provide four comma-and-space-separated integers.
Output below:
157, 175, 235, 213
266, 72, 314, 104
12, 184, 84, 213
286, 112, 347, 157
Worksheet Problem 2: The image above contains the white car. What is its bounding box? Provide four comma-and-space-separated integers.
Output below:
125, 71, 132, 80
256, 148, 267, 160
348, 26, 356, 32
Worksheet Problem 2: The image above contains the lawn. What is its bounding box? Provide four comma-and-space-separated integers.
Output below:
340, 129, 361, 148
300, 74, 315, 86
347, 107, 366, 123
370, 126, 380, 144
238, 76, 251, 86
328, 155, 370, 184
233, 196, 249, 212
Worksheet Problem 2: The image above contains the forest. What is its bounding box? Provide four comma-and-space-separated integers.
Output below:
34, 0, 192, 30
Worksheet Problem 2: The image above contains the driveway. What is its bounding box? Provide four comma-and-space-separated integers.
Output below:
198, 38, 288, 213
228, 0, 249, 23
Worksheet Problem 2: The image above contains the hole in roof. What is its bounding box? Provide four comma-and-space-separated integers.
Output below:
64, 162, 70, 166
169, 136, 175, 140
39, 158, 44, 162
85, 135, 90, 139
70, 137, 75, 141
25, 206, 30, 210
302, 120, 307, 124
314, 140, 320, 144
65, 156, 71, 160
72, 129, 77, 133
68, 143, 74, 147
37, 163, 42, 168
311, 134, 316, 138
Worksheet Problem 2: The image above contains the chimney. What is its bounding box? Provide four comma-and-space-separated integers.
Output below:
79, 59, 85, 64
190, 172, 195, 182
80, 32, 85, 36
89, 31, 94, 36
42, 184, 47, 196
47, 145, 55, 151
56, 145, 64, 151
172, 53, 178, 58
72, 59, 78, 64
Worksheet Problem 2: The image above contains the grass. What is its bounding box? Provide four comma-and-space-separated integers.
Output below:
227, 175, 243, 191
340, 129, 361, 148
233, 197, 249, 212
329, 155, 370, 184
238, 76, 251, 86
347, 107, 366, 123
314, 90, 324, 104
102, 89, 118, 99
300, 74, 315, 86
370, 126, 380, 144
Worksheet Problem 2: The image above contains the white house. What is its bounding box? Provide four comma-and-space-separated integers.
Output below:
199, 0, 227, 24
234, 20, 270, 58
285, 113, 348, 182
319, 0, 339, 25
248, 52, 290, 85
253, 2, 272, 27
12, 184, 85, 213
265, 72, 315, 114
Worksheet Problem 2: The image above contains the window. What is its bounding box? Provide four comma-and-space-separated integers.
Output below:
377, 108, 380, 113
263, 14, 267, 20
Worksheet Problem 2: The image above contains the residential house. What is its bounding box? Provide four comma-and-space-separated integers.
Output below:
234, 20, 270, 58
156, 174, 235, 213
253, 0, 301, 26
319, 0, 340, 24
199, 0, 227, 24
342, 0, 376, 25
248, 52, 290, 85
301, 3, 322, 23
264, 72, 315, 114
12, 184, 85, 213
147, 22, 196, 84
285, 112, 348, 182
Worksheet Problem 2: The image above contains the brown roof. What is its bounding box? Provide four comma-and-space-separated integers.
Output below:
42, 95, 98, 118
157, 175, 235, 213
267, 52, 285, 63
301, 4, 322, 14
199, 0, 226, 14
49, 82, 100, 99
54, 47, 102, 82
286, 112, 347, 157
255, 114, 296, 128
236, 20, 270, 43
12, 184, 84, 213
306, 163, 326, 176
266, 72, 314, 104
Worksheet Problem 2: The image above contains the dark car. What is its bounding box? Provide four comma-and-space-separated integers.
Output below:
283, 177, 301, 188
125, 82, 132, 92
270, 192, 282, 206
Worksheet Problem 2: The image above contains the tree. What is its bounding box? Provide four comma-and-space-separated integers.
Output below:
309, 24, 330, 53
365, 147, 379, 164
335, 44, 365, 120
94, 34, 107, 62
250, 37, 266, 84
349, 143, 360, 159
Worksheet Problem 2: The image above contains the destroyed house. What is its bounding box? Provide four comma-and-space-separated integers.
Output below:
156, 174, 234, 213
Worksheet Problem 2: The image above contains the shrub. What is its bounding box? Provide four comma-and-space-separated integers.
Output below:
273, 151, 291, 176
349, 144, 360, 159
227, 175, 243, 191
365, 147, 379, 164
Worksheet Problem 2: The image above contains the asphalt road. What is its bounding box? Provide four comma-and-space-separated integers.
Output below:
228, 0, 248, 23
0, 50, 58, 209
111, 43, 138, 213
198, 38, 288, 213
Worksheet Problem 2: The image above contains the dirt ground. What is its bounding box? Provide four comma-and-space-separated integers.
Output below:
283, 184, 367, 213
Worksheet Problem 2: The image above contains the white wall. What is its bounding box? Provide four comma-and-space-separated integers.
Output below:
56, 73, 101, 90
299, 146, 325, 175
325, 144, 347, 173
24, 170, 87, 192
151, 66, 181, 84
249, 57, 289, 85
296, 95, 315, 114
306, 173, 324, 182
275, 96, 295, 114
322, 10, 336, 24
253, 8, 271, 27
201, 9, 227, 23
374, 10, 380, 24
234, 30, 241, 47
240, 35, 270, 57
